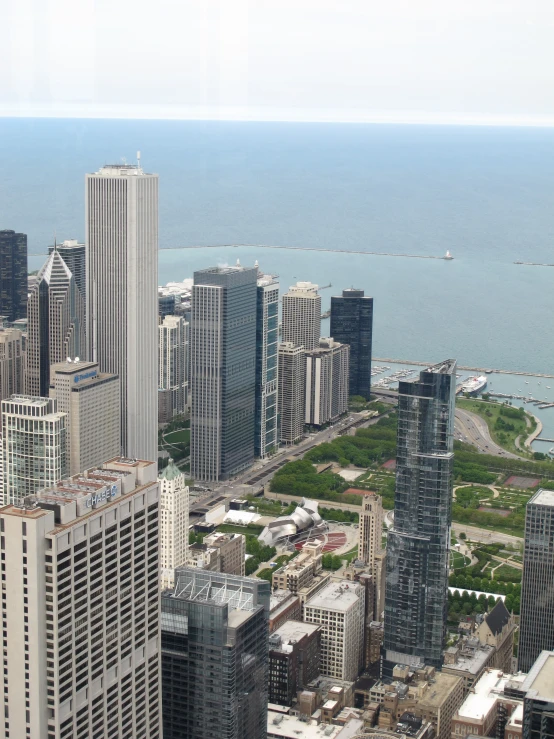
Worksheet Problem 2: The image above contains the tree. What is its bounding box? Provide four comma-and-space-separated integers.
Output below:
459, 532, 467, 540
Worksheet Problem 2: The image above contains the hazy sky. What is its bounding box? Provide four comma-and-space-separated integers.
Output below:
2, 0, 554, 124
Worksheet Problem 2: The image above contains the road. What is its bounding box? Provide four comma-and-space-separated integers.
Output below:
451, 522, 522, 546
454, 407, 521, 459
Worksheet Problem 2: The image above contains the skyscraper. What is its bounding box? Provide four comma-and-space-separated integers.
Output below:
48, 239, 86, 306
86, 163, 158, 461
277, 342, 306, 444
281, 281, 321, 350
24, 248, 85, 397
255, 272, 279, 458
49, 359, 120, 475
1, 395, 67, 505
383, 359, 456, 676
158, 314, 188, 420
190, 264, 257, 481
304, 337, 349, 426
518, 489, 554, 672
0, 229, 27, 323
358, 493, 384, 570
0, 457, 162, 738
330, 288, 374, 399
0, 326, 23, 404
159, 459, 190, 590
161, 568, 270, 739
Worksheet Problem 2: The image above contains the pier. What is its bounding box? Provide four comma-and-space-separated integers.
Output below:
373, 358, 554, 380
514, 261, 554, 267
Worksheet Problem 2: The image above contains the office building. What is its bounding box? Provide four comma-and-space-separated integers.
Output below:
158, 292, 176, 320
0, 457, 161, 739
330, 288, 374, 399
86, 163, 158, 462
1, 395, 67, 505
190, 264, 257, 481
304, 580, 365, 681
0, 229, 27, 323
255, 272, 279, 458
522, 650, 554, 739
49, 359, 120, 475
269, 590, 303, 633
158, 314, 188, 420
203, 531, 246, 575
281, 281, 321, 350
358, 493, 384, 571
0, 326, 23, 404
48, 239, 86, 305
161, 568, 270, 739
383, 359, 457, 676
518, 489, 554, 672
305, 337, 349, 426
277, 342, 306, 444
159, 459, 189, 590
272, 539, 323, 594
268, 621, 321, 706
25, 248, 85, 397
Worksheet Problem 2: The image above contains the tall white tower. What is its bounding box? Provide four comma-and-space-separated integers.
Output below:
86, 163, 158, 462
281, 281, 321, 350
158, 459, 189, 590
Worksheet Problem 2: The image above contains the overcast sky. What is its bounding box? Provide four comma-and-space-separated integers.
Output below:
1, 0, 554, 124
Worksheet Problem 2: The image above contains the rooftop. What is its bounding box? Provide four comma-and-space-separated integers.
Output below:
272, 620, 320, 644
529, 489, 554, 507
456, 670, 526, 721
416, 673, 463, 708
305, 581, 362, 611
521, 650, 554, 700
484, 600, 511, 636
267, 711, 363, 739
425, 358, 457, 375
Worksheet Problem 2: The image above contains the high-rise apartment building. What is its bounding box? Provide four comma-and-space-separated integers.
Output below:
190, 265, 257, 481
0, 229, 27, 323
25, 249, 85, 397
304, 337, 349, 426
0, 327, 23, 404
1, 395, 67, 505
49, 359, 120, 475
281, 281, 321, 350
86, 163, 158, 462
161, 568, 270, 739
158, 314, 188, 421
277, 342, 306, 444
518, 489, 554, 672
48, 239, 86, 306
304, 580, 365, 681
358, 492, 384, 576
0, 457, 162, 739
159, 459, 189, 590
255, 273, 279, 458
383, 359, 457, 676
330, 288, 374, 400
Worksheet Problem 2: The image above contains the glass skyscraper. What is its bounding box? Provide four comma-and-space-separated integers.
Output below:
161, 568, 269, 739
383, 359, 456, 677
330, 288, 373, 400
0, 229, 27, 323
518, 490, 554, 672
190, 265, 258, 480
255, 272, 279, 458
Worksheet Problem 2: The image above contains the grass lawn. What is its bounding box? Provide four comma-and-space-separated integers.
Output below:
457, 398, 532, 456
450, 551, 471, 570
342, 546, 360, 563
216, 523, 264, 536
493, 564, 522, 582
164, 429, 190, 444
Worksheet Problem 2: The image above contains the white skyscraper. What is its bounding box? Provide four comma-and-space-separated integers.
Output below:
158, 459, 189, 590
86, 162, 158, 462
158, 315, 188, 421
282, 281, 321, 350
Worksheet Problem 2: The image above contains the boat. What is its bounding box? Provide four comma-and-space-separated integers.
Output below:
444, 250, 454, 260
525, 381, 529, 384
460, 375, 487, 396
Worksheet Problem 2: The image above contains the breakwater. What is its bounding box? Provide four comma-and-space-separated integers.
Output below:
164, 244, 450, 260
373, 358, 554, 379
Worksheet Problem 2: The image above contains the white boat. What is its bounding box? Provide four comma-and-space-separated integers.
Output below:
460, 375, 487, 396
444, 250, 454, 260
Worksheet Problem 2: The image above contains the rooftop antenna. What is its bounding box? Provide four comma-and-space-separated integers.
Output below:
137, 150, 141, 170
53, 230, 57, 251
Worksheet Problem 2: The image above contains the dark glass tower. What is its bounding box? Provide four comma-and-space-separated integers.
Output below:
330, 288, 373, 400
190, 265, 257, 481
518, 490, 554, 672
0, 229, 27, 323
161, 569, 270, 739
383, 359, 456, 677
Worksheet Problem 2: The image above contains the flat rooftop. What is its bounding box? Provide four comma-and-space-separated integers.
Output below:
530, 489, 554, 507
267, 711, 363, 739
417, 673, 463, 707
273, 620, 320, 642
443, 642, 494, 675
457, 670, 526, 721
521, 651, 554, 700
305, 581, 361, 611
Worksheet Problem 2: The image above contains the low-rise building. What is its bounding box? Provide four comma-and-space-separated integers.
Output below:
272, 540, 323, 592
203, 531, 246, 575
475, 601, 515, 674
443, 637, 497, 693
268, 621, 321, 706
269, 590, 302, 633
521, 650, 554, 739
267, 711, 363, 739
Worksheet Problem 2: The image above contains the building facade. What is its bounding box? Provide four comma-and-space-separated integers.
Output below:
304, 580, 365, 681
25, 249, 85, 397
277, 342, 306, 444
203, 531, 246, 576
383, 359, 457, 675
518, 489, 554, 672
281, 281, 321, 350
268, 621, 321, 706
330, 288, 374, 400
304, 338, 349, 426
159, 459, 189, 589
1, 395, 67, 505
0, 229, 27, 323
522, 651, 554, 739
358, 493, 384, 570
255, 273, 279, 458
190, 265, 257, 481
0, 457, 161, 739
48, 240, 86, 307
86, 163, 159, 462
0, 327, 23, 405
49, 359, 120, 475
161, 568, 270, 739
158, 314, 188, 420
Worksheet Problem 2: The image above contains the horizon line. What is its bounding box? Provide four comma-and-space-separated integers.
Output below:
1, 103, 554, 128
